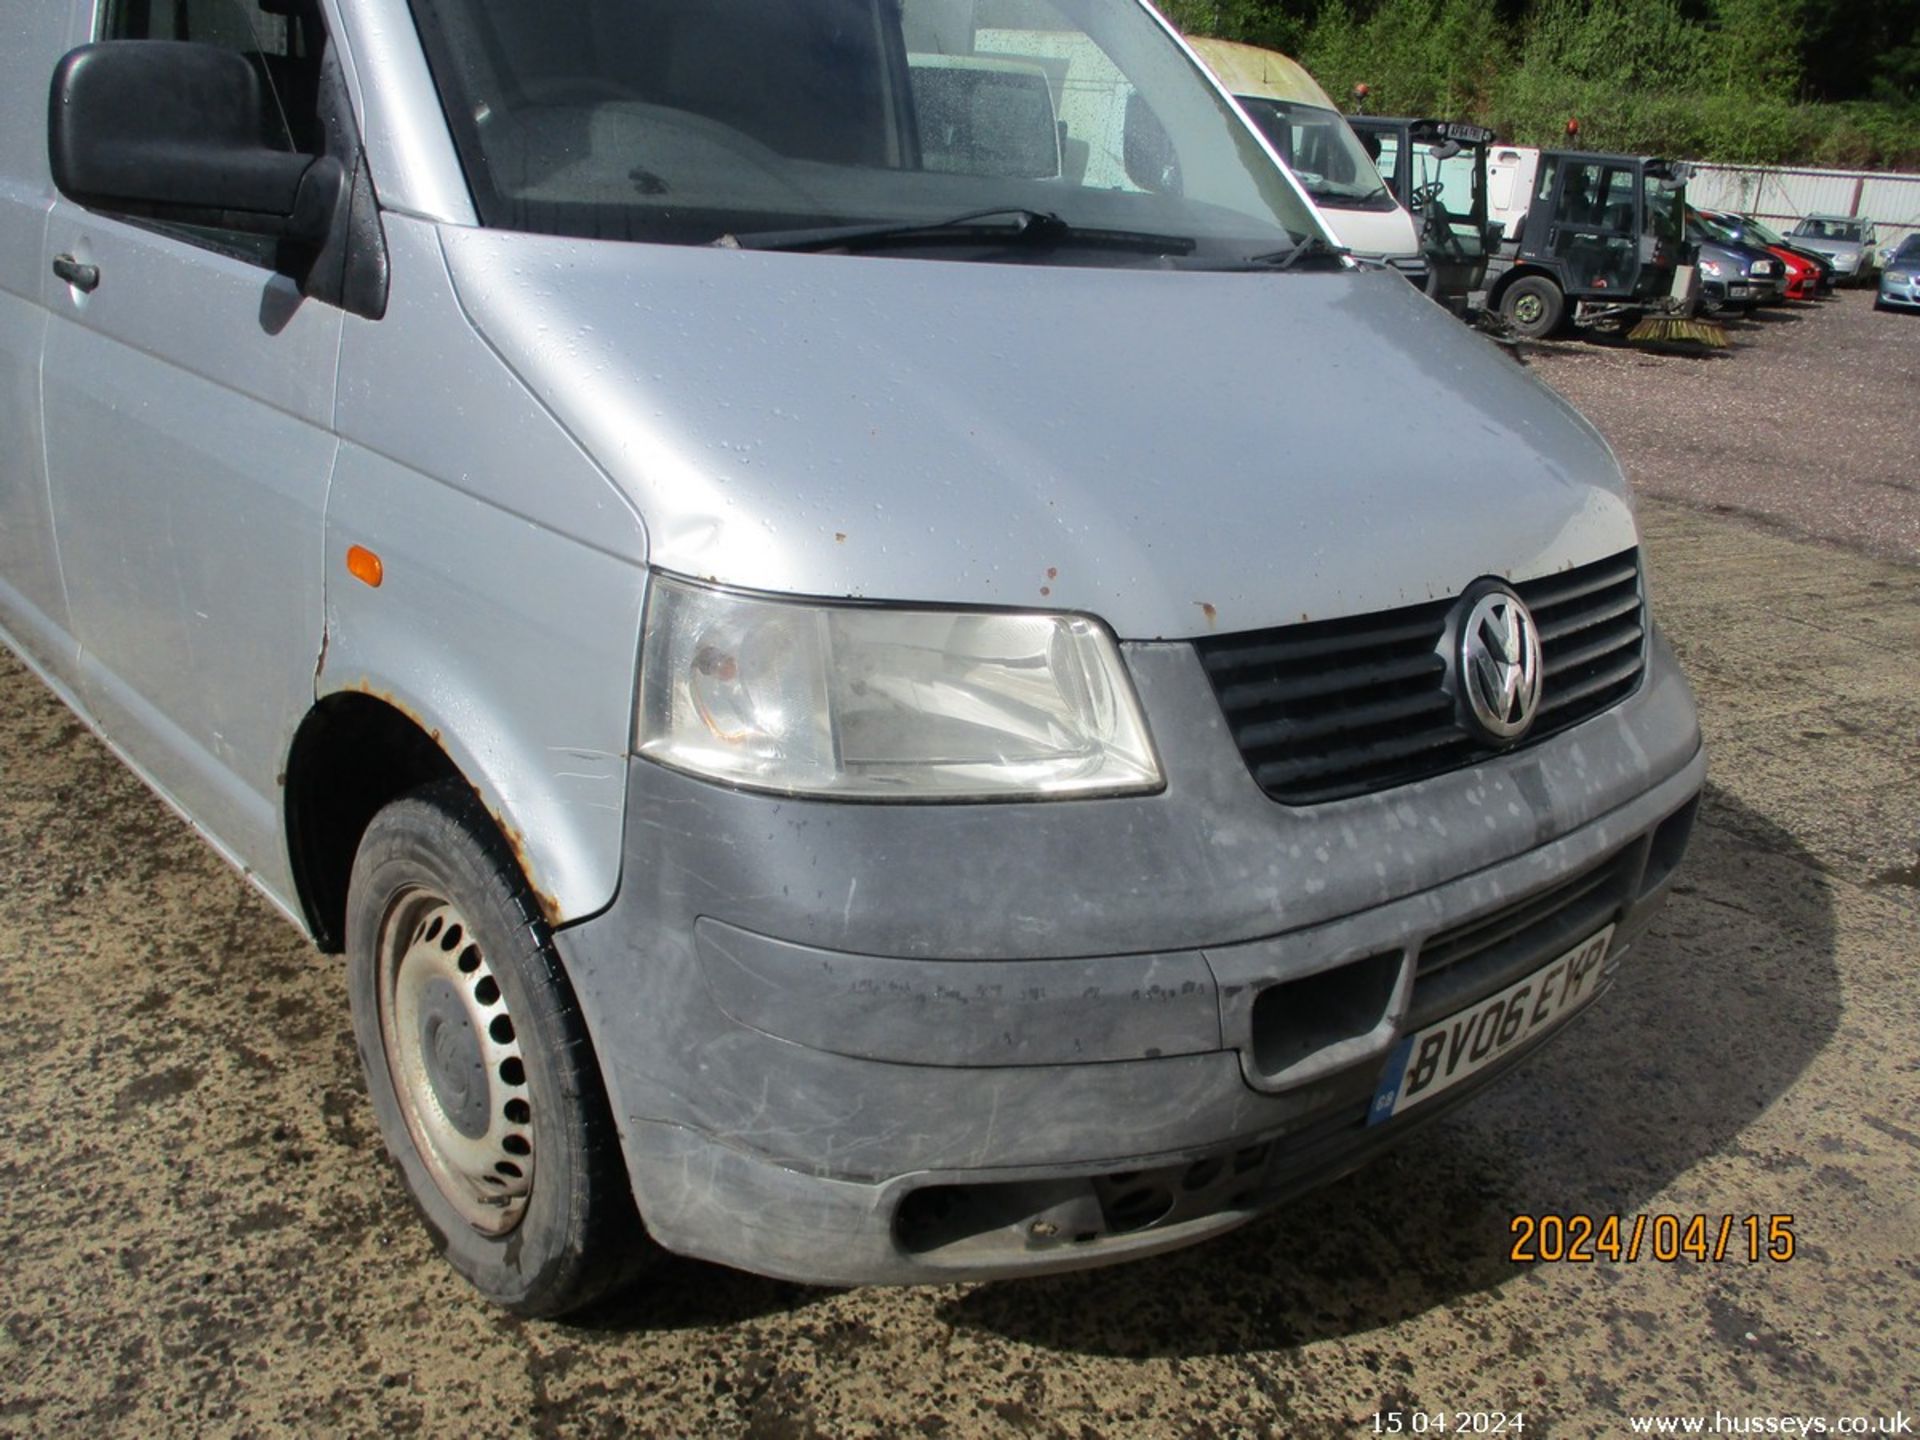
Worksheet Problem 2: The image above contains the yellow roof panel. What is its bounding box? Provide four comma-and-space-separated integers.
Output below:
1184, 36, 1340, 111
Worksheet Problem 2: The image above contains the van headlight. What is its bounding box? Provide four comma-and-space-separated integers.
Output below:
636, 574, 1162, 799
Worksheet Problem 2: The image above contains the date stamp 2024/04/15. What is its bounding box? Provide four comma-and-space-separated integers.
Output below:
1508, 1213, 1797, 1263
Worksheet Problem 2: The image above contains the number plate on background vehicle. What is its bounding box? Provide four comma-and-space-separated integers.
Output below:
1368, 924, 1616, 1125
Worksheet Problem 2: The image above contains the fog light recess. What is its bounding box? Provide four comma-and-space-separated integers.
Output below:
1248, 951, 1402, 1081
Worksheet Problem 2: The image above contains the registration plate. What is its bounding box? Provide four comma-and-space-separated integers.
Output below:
1368, 924, 1615, 1125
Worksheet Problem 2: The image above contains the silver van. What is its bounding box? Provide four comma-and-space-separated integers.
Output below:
0, 0, 1704, 1316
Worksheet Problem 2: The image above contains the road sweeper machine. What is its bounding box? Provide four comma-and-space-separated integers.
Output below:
1481, 149, 1708, 343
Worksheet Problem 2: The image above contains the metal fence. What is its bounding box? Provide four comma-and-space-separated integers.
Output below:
1685, 162, 1920, 254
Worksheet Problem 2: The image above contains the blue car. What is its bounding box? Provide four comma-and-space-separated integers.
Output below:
1688, 213, 1782, 311
1877, 235, 1920, 312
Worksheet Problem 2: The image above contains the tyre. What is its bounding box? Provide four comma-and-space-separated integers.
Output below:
346, 780, 650, 1316
1499, 276, 1564, 339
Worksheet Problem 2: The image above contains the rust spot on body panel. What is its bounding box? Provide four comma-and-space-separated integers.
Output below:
495, 815, 564, 924
336, 680, 562, 924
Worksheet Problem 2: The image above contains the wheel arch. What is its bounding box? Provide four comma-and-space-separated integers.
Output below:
284, 691, 463, 952
284, 676, 615, 953
313, 443, 646, 946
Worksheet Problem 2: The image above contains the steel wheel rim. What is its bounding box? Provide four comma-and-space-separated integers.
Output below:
1513, 292, 1544, 325
377, 888, 534, 1235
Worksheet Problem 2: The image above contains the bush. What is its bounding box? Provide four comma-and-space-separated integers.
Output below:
1807, 103, 1920, 170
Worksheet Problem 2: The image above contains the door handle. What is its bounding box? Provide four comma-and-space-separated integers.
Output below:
52, 254, 100, 293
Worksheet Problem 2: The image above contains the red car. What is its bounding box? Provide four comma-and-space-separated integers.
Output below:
1764, 244, 1819, 301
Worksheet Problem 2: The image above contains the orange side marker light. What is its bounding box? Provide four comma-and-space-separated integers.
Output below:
346, 545, 384, 588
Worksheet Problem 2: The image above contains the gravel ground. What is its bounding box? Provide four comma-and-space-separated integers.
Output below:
1517, 289, 1920, 565
3, 290, 1918, 1439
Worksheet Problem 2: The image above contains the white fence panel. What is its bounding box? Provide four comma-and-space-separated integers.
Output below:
1859, 175, 1920, 242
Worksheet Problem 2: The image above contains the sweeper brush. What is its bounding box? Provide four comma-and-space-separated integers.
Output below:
1628, 315, 1729, 348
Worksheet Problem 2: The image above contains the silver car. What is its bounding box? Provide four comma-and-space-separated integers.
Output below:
0, 0, 1703, 1315
1788, 213, 1881, 285
1877, 236, 1920, 312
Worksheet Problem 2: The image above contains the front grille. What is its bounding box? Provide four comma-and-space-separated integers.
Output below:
1196, 550, 1645, 804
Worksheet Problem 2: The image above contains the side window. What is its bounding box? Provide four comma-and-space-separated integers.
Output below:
1599, 167, 1636, 232
1550, 162, 1601, 224
1432, 150, 1482, 241
100, 0, 327, 264
909, 59, 1062, 179
1374, 133, 1401, 189
903, 0, 1154, 193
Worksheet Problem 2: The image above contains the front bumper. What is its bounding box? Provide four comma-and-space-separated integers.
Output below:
1879, 275, 1920, 309
559, 633, 1703, 1284
1705, 277, 1778, 306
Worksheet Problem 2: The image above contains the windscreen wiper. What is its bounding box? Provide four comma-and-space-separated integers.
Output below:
1243, 234, 1349, 271
722, 207, 1194, 256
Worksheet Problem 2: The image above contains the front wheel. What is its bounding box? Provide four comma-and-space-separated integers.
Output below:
346, 781, 650, 1316
1499, 275, 1565, 340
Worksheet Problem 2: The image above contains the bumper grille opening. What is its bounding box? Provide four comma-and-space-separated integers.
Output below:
893, 1148, 1275, 1259
1643, 795, 1700, 897
1408, 848, 1636, 1031
1196, 550, 1647, 804
1248, 951, 1401, 1081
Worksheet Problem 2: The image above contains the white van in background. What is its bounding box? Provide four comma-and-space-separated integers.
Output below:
1187, 37, 1423, 280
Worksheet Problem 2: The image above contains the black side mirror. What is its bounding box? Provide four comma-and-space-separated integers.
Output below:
1122, 90, 1182, 196
48, 41, 341, 243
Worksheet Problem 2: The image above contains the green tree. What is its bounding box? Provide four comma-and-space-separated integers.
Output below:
1300, 0, 1508, 116
1702, 0, 1805, 97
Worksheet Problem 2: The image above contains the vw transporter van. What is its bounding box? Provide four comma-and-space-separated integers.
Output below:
0, 0, 1703, 1315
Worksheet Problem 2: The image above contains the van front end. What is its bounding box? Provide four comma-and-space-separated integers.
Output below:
559, 559, 1703, 1285
9, 0, 1710, 1314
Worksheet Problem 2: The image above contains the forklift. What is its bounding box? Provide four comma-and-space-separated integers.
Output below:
1481, 150, 1696, 339
1348, 117, 1499, 314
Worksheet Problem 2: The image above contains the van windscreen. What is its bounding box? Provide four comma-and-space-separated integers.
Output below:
405, 0, 1321, 262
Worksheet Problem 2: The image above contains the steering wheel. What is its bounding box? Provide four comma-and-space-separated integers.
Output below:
1409, 180, 1444, 211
